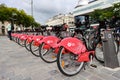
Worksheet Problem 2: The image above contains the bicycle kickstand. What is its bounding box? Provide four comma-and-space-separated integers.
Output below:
89, 55, 97, 68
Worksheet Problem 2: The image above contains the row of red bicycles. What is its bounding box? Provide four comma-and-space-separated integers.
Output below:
11, 27, 119, 76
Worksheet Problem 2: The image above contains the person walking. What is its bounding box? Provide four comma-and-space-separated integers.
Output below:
63, 23, 69, 31
6, 21, 12, 40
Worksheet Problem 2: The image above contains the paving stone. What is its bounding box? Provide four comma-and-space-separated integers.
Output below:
9, 75, 24, 80
23, 77, 32, 80
96, 73, 119, 80
44, 77, 54, 80
112, 70, 120, 79
87, 75, 103, 80
53, 73, 68, 80
78, 70, 92, 78
100, 68, 115, 75
76, 75, 86, 80
48, 70, 59, 75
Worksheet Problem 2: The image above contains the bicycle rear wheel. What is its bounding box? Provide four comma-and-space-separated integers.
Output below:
39, 42, 57, 63
57, 46, 84, 76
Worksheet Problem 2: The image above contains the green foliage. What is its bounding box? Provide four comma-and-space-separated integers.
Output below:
90, 2, 120, 22
33, 21, 41, 27
112, 2, 120, 17
0, 4, 41, 28
89, 9, 102, 21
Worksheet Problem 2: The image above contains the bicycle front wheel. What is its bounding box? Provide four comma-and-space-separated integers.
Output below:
30, 40, 40, 57
95, 41, 119, 63
88, 34, 100, 50
25, 39, 31, 51
39, 42, 57, 63
95, 41, 104, 63
57, 47, 84, 76
18, 39, 25, 47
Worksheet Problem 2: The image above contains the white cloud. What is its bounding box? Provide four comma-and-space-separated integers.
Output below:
0, 0, 89, 24
80, 0, 89, 5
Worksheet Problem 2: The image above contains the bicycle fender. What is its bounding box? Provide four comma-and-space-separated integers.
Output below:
42, 36, 60, 47
77, 51, 95, 62
58, 37, 87, 55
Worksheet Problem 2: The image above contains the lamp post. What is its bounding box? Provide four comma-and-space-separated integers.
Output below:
31, 0, 34, 30
31, 0, 33, 17
10, 12, 17, 32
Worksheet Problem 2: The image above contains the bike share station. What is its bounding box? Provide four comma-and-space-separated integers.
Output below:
102, 30, 119, 68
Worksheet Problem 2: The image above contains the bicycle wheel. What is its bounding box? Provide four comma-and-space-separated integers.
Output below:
57, 46, 84, 76
39, 42, 57, 63
16, 37, 19, 43
25, 39, 31, 51
95, 41, 104, 63
88, 34, 100, 50
95, 41, 119, 63
18, 38, 25, 47
30, 40, 40, 57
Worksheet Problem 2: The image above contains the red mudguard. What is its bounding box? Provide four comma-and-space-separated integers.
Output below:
41, 36, 60, 48
77, 51, 95, 62
58, 37, 87, 55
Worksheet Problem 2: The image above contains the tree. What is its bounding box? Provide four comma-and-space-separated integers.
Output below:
89, 9, 103, 23
33, 21, 41, 27
112, 2, 120, 17
90, 2, 120, 22
0, 4, 41, 29
0, 4, 9, 23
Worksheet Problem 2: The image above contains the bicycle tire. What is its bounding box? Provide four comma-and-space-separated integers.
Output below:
88, 34, 100, 50
25, 39, 31, 51
18, 38, 25, 47
57, 46, 84, 76
39, 42, 57, 63
95, 40, 119, 63
30, 40, 40, 57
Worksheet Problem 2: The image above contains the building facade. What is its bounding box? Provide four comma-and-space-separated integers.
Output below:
0, 21, 12, 36
45, 13, 75, 28
0, 21, 24, 35
73, 0, 120, 16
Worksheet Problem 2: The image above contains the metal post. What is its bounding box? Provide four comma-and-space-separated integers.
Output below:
31, 0, 33, 30
102, 30, 119, 68
10, 13, 17, 32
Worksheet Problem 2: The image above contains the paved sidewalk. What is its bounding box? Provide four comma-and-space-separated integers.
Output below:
0, 36, 120, 80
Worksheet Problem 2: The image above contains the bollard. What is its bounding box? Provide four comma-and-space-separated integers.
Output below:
102, 30, 119, 68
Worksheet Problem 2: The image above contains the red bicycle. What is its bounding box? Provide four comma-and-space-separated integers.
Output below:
57, 37, 95, 76
39, 31, 73, 63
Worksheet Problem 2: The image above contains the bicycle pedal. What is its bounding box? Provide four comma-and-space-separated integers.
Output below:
90, 64, 97, 68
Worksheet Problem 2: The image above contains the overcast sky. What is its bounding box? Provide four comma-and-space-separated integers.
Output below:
0, 0, 93, 24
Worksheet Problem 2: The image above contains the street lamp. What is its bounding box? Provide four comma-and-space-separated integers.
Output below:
31, 0, 34, 30
31, 0, 33, 17
10, 12, 17, 31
